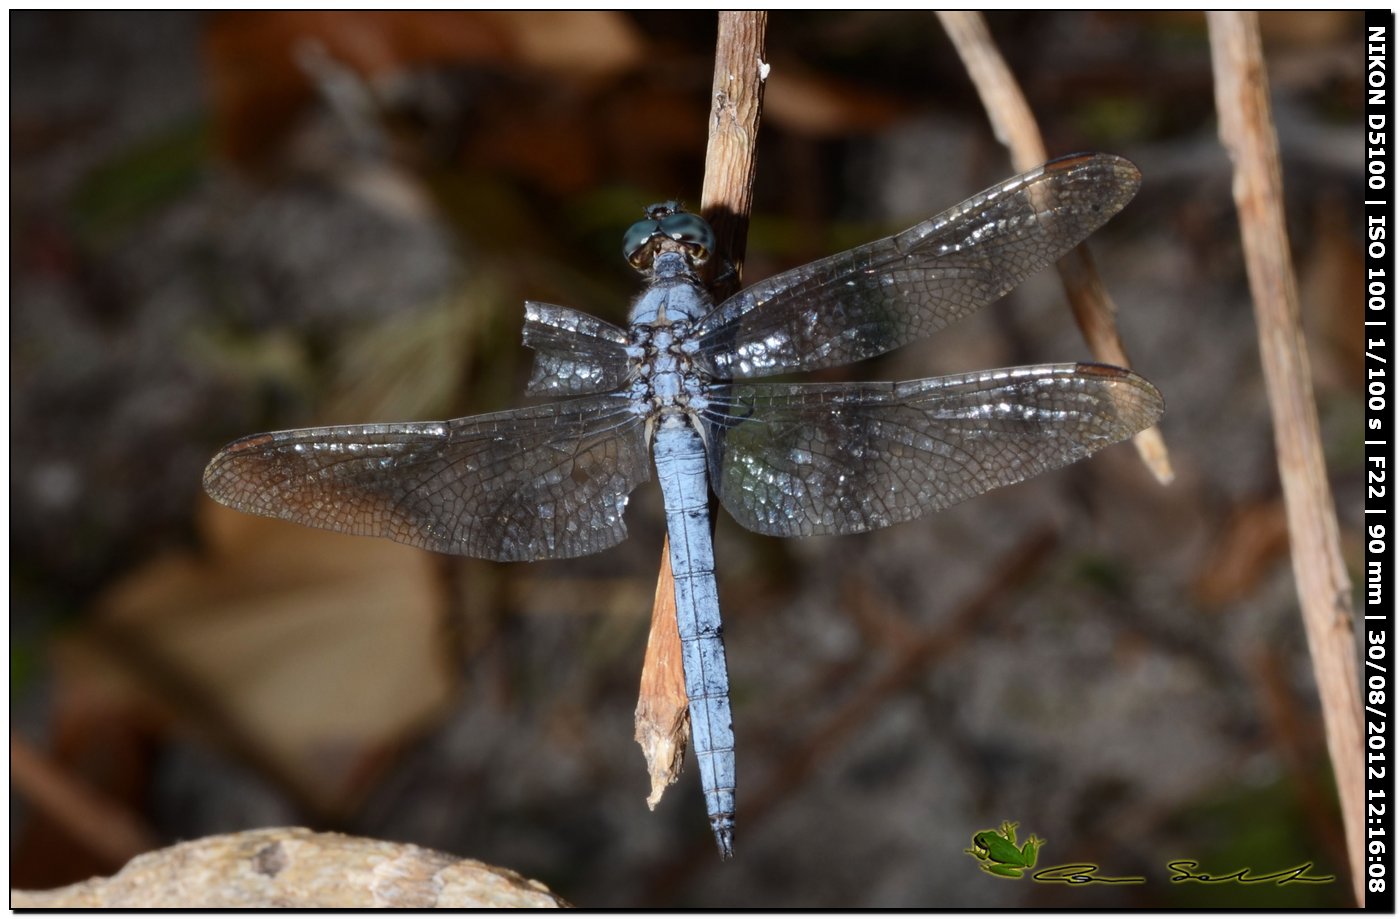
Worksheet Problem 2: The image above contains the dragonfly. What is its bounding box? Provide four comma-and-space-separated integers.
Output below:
203, 152, 1164, 859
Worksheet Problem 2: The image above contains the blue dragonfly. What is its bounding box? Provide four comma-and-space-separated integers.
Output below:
203, 152, 1163, 858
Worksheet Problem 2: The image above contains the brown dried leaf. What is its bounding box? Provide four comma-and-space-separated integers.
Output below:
204, 11, 644, 164
634, 542, 689, 810
68, 500, 455, 812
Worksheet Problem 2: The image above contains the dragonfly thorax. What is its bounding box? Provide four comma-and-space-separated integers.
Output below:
627, 319, 710, 424
626, 251, 712, 325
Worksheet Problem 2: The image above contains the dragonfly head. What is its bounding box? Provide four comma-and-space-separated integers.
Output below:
624, 202, 716, 273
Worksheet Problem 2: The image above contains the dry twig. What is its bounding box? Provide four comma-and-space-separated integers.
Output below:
636, 11, 768, 811
1206, 10, 1362, 904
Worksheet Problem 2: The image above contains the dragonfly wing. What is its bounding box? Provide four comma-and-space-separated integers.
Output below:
203, 394, 650, 561
704, 364, 1162, 537
522, 301, 631, 397
693, 153, 1140, 379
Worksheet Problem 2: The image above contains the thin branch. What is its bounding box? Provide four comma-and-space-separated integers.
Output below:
936, 10, 1174, 485
10, 731, 160, 869
1206, 11, 1363, 905
635, 10, 768, 810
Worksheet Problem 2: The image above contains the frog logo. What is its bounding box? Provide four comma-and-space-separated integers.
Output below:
965, 821, 1045, 879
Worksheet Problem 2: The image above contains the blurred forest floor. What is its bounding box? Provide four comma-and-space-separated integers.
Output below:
10, 11, 1365, 908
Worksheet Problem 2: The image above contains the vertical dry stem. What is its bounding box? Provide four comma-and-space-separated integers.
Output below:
635, 11, 768, 809
1207, 11, 1363, 904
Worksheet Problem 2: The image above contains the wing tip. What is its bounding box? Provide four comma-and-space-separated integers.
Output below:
1071, 361, 1165, 431
1046, 151, 1142, 186
202, 431, 276, 498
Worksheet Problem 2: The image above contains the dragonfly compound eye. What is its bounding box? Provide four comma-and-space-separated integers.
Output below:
622, 218, 663, 270
623, 204, 716, 270
659, 212, 715, 266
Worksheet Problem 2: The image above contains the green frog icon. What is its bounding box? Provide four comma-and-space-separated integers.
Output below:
965, 821, 1045, 878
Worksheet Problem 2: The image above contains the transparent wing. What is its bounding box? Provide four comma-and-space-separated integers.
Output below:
692, 153, 1140, 379
203, 394, 650, 561
521, 301, 631, 397
703, 363, 1163, 537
